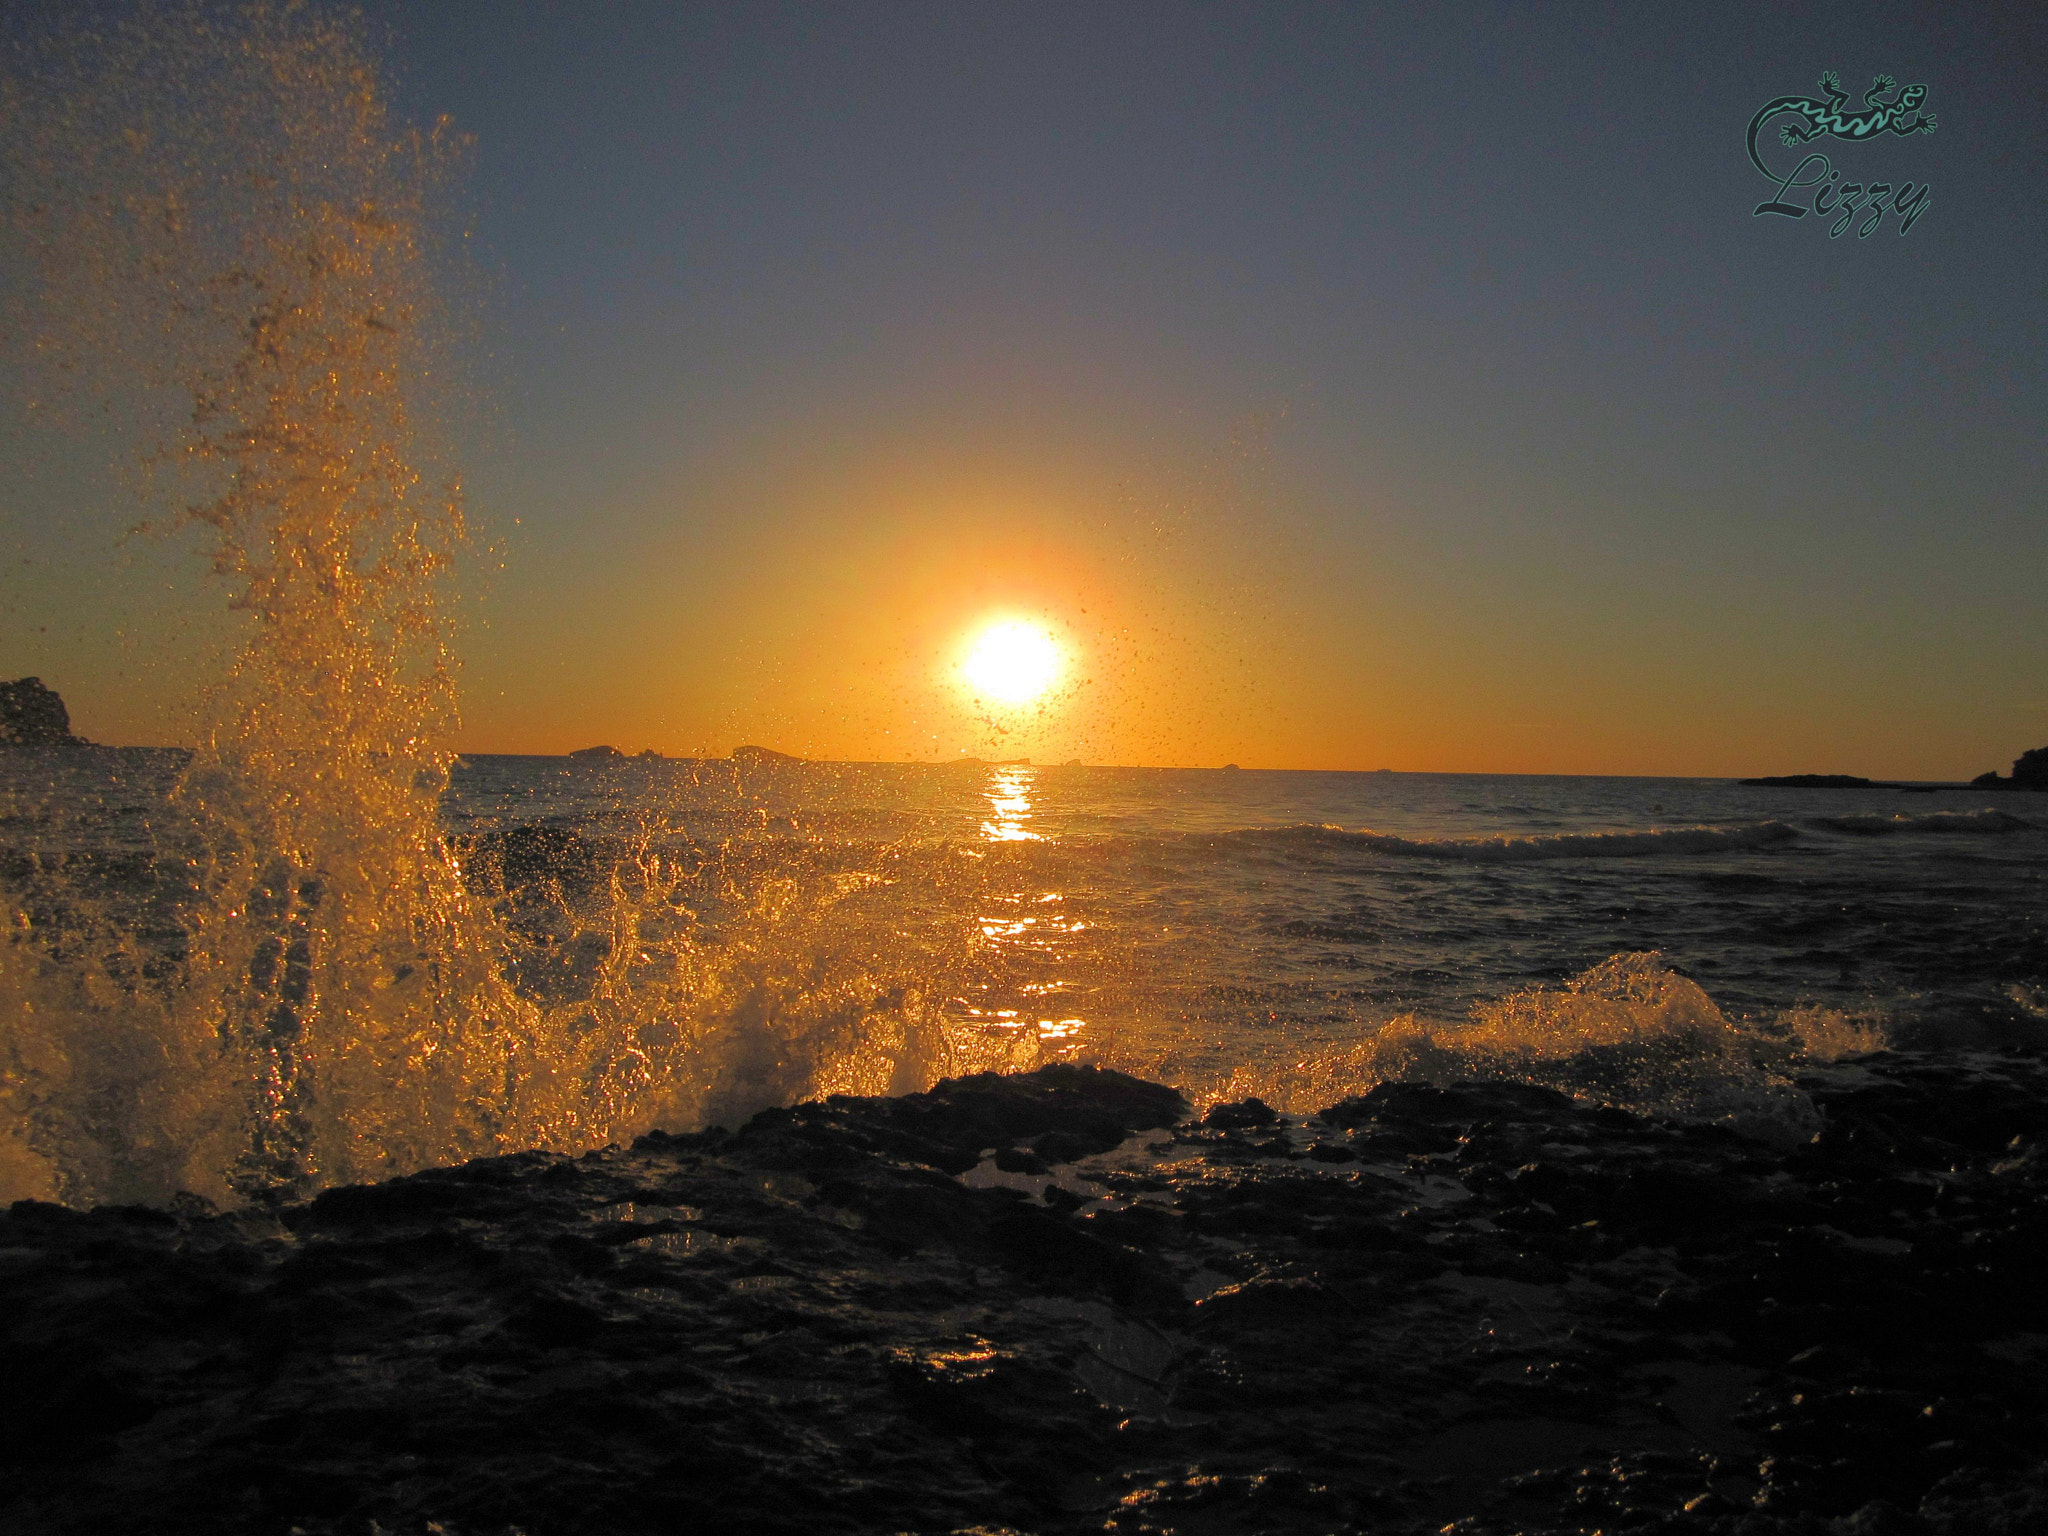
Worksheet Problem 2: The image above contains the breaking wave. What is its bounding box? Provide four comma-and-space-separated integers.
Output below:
1250, 952, 1890, 1140
1804, 808, 2036, 836
1218, 806, 2034, 863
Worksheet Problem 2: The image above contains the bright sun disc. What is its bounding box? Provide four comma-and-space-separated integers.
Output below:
962, 620, 1063, 706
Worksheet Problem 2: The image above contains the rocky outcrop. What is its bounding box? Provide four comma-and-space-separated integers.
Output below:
3, 1054, 2045, 1534
1970, 746, 2048, 790
730, 744, 801, 763
567, 745, 622, 759
0, 678, 88, 749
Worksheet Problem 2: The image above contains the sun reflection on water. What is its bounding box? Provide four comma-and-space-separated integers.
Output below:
946, 766, 1095, 1062
980, 765, 1041, 842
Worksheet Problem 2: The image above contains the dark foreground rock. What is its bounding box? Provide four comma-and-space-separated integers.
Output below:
4, 1056, 2048, 1535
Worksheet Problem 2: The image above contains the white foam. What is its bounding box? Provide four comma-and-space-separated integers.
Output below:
1229, 953, 1885, 1140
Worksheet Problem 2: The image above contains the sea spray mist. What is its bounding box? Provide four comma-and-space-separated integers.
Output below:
0, 3, 961, 1206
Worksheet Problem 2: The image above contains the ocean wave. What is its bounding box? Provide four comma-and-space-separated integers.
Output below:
1802, 808, 2037, 836
1223, 952, 1887, 1139
1210, 806, 2037, 862
1222, 819, 1804, 862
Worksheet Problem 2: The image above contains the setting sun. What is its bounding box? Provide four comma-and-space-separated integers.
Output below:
960, 618, 1064, 706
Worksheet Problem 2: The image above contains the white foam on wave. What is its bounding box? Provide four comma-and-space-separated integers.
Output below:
1215, 952, 1890, 1140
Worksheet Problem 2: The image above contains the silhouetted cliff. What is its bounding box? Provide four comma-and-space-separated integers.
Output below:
1971, 746, 2048, 790
0, 678, 88, 748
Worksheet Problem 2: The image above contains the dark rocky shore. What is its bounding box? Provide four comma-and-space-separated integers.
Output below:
5, 1055, 2047, 1536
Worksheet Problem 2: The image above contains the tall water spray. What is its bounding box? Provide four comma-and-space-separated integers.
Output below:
0, 3, 959, 1208
1, 2, 507, 1204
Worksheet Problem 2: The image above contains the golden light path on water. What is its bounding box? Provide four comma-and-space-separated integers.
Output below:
981, 764, 1040, 843
958, 766, 1090, 1056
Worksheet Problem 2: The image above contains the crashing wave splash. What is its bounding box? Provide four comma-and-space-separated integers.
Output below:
0, 5, 978, 1211
1227, 952, 1888, 1140
0, 6, 1954, 1210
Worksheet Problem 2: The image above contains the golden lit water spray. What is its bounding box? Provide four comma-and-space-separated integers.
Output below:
1, 4, 980, 1208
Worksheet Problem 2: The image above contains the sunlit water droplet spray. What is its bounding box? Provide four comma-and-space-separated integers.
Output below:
0, 2, 967, 1206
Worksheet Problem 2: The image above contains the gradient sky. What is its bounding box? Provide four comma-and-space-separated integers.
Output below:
4, 1, 2044, 775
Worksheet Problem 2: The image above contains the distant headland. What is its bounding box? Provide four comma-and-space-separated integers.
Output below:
0, 678, 92, 749
1738, 745, 2047, 792
1971, 746, 2048, 791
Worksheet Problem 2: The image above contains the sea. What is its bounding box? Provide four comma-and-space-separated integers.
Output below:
5, 746, 2043, 1207
4, 5, 2043, 1212
447, 754, 2048, 1077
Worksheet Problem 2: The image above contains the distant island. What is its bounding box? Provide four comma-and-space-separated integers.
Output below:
731, 744, 802, 764
1738, 745, 2048, 792
1737, 774, 1882, 789
0, 677, 92, 749
567, 744, 622, 759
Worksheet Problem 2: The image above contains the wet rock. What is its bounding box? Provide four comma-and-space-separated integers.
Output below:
3, 1055, 2047, 1534
1202, 1096, 1279, 1130
1193, 1276, 1350, 1332
993, 1145, 1048, 1174
1031, 1129, 1099, 1164
745, 1063, 1185, 1175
